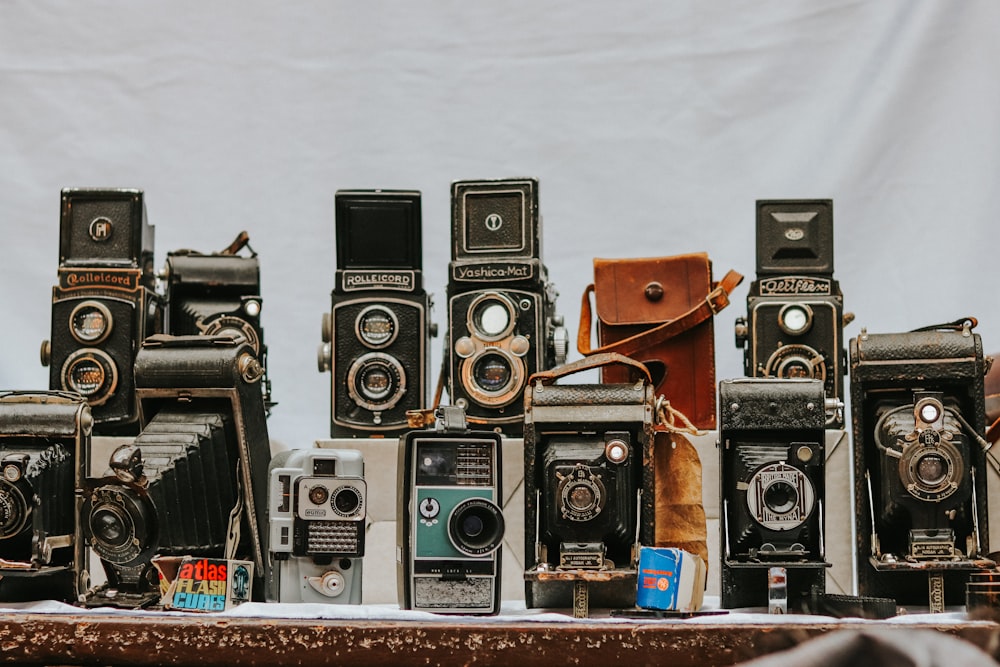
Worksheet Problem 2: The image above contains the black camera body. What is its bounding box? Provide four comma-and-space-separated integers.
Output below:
80, 334, 272, 608
0, 391, 89, 602
719, 378, 829, 609
397, 408, 505, 615
318, 190, 433, 437
735, 199, 847, 428
267, 448, 366, 604
164, 232, 273, 410
446, 178, 567, 434
523, 357, 655, 610
851, 323, 992, 608
42, 189, 164, 435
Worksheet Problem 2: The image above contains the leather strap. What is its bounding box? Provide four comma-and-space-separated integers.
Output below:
577, 269, 744, 357
528, 352, 651, 386
988, 415, 1000, 445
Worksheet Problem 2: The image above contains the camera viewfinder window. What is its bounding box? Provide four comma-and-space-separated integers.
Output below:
464, 192, 525, 253
337, 199, 420, 270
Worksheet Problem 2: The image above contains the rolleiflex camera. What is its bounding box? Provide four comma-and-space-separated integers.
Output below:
734, 199, 850, 428
318, 190, 434, 437
446, 178, 568, 434
80, 334, 272, 608
268, 448, 366, 604
523, 355, 655, 614
41, 188, 164, 435
397, 407, 505, 615
0, 392, 89, 602
851, 321, 993, 609
719, 378, 831, 610
163, 231, 273, 411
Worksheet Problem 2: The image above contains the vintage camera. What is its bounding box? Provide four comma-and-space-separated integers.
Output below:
523, 355, 655, 613
318, 190, 434, 437
163, 231, 273, 411
0, 391, 89, 601
80, 334, 272, 608
41, 188, 164, 435
397, 407, 505, 614
719, 378, 831, 609
734, 199, 850, 428
446, 178, 568, 434
268, 448, 366, 604
851, 321, 992, 609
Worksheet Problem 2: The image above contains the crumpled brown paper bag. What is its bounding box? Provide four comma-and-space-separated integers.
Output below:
653, 430, 709, 568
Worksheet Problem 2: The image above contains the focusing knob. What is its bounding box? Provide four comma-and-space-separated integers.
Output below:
549, 315, 569, 366
40, 340, 51, 367
317, 343, 332, 373
734, 318, 748, 348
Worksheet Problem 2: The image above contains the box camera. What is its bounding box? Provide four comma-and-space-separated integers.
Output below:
0, 391, 89, 602
41, 188, 164, 435
268, 448, 366, 604
734, 199, 850, 428
523, 354, 655, 613
851, 321, 993, 609
318, 190, 434, 437
80, 334, 272, 608
163, 231, 273, 411
719, 378, 830, 610
397, 407, 505, 614
446, 178, 567, 434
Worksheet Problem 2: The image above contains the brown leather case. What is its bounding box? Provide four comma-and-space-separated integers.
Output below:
577, 253, 743, 429
987, 352, 999, 443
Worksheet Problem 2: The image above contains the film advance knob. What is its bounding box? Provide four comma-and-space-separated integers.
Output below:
307, 571, 346, 598
420, 498, 440, 520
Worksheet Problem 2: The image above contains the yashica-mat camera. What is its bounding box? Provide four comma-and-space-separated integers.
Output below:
446, 178, 567, 434
0, 391, 90, 602
163, 231, 273, 411
41, 189, 164, 435
397, 407, 505, 615
851, 320, 993, 610
80, 334, 272, 608
268, 448, 366, 604
318, 190, 434, 437
719, 378, 831, 610
523, 354, 655, 614
735, 199, 850, 428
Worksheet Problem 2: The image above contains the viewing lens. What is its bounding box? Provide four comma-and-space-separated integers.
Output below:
473, 301, 511, 337
357, 307, 397, 347
70, 302, 111, 343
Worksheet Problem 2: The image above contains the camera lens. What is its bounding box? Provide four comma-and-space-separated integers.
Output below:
567, 483, 597, 512
448, 498, 505, 557
916, 453, 949, 487
347, 353, 406, 411
918, 400, 943, 424
332, 486, 362, 517
69, 301, 112, 344
763, 480, 799, 515
91, 507, 130, 548
61, 349, 117, 405
0, 484, 28, 538
778, 304, 813, 336
472, 354, 512, 393
356, 306, 398, 348
359, 365, 391, 400
468, 293, 517, 341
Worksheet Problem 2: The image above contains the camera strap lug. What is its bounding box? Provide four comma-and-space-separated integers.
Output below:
435, 406, 467, 433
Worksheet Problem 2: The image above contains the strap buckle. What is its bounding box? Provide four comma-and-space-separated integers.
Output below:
706, 285, 729, 315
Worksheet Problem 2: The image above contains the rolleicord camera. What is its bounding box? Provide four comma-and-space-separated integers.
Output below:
719, 378, 831, 610
41, 188, 164, 435
446, 178, 568, 434
852, 320, 993, 610
80, 334, 272, 608
0, 392, 89, 601
318, 190, 434, 437
397, 407, 505, 615
523, 354, 655, 616
268, 448, 366, 604
163, 231, 273, 411
734, 199, 850, 428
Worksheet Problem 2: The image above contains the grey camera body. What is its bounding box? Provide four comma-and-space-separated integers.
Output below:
719, 378, 829, 609
267, 448, 366, 604
397, 421, 505, 615
446, 178, 567, 434
43, 189, 164, 435
0, 391, 90, 602
735, 200, 847, 429
851, 324, 991, 607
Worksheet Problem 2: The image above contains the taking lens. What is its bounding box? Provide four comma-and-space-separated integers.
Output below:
916, 453, 948, 487
92, 507, 130, 548
347, 353, 406, 411
332, 486, 362, 516
0, 484, 28, 538
472, 354, 512, 393
448, 498, 505, 557
763, 480, 798, 514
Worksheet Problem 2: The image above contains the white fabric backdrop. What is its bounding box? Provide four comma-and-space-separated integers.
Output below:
1, 1, 997, 450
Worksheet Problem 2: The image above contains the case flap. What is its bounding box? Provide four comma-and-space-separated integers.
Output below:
593, 253, 712, 326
